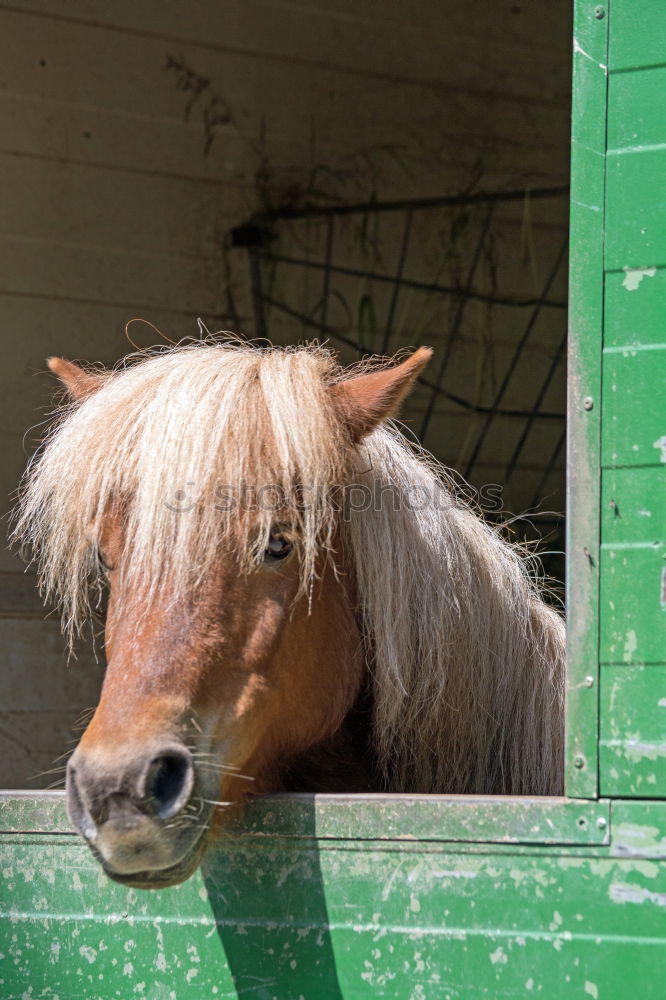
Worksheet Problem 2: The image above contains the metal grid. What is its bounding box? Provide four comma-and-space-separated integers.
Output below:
232, 186, 569, 583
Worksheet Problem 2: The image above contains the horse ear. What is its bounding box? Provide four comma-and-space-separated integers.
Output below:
331, 347, 432, 442
47, 357, 104, 401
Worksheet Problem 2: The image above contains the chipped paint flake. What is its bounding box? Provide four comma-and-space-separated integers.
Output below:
611, 883, 666, 906
654, 436, 666, 463
573, 36, 607, 72
622, 265, 656, 291
623, 630, 638, 662
585, 983, 599, 999
489, 946, 508, 965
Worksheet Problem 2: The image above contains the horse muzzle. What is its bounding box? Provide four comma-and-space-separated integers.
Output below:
66, 742, 212, 888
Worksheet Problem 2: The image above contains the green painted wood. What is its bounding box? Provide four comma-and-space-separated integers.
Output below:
599, 543, 666, 665
237, 795, 611, 846
0, 791, 73, 834
604, 267, 666, 348
608, 64, 666, 153
601, 467, 666, 544
3, 794, 666, 1000
608, 0, 666, 72
600, 0, 666, 806
600, 666, 666, 796
611, 800, 666, 858
606, 151, 666, 270
601, 345, 666, 468
599, 466, 666, 665
566, 0, 610, 798
0, 791, 611, 847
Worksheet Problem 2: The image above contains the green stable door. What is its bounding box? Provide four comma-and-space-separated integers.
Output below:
2, 2, 666, 996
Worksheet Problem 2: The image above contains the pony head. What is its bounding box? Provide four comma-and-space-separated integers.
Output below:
14, 342, 431, 887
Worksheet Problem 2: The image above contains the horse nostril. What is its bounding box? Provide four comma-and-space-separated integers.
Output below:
146, 750, 194, 820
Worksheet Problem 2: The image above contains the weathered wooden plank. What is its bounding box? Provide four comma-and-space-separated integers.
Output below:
608, 0, 666, 72
601, 467, 665, 544
0, 619, 103, 790
0, 791, 74, 832
601, 345, 666, 468
237, 795, 609, 845
0, 713, 81, 791
611, 800, 666, 858
0, 91, 249, 186
608, 64, 666, 153
0, 571, 45, 618
599, 463, 665, 678
606, 150, 666, 271
0, 619, 103, 713
4, 0, 573, 99
600, 666, 666, 796
0, 152, 240, 260
604, 266, 666, 348
566, 0, 609, 798
0, 7, 571, 211
599, 543, 666, 665
0, 791, 610, 845
0, 7, 570, 144
0, 233, 228, 316
599, 453, 666, 670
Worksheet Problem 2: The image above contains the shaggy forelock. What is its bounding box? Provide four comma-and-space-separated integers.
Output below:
13, 342, 349, 636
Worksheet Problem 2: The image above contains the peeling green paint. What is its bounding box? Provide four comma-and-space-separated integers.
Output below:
2, 793, 666, 998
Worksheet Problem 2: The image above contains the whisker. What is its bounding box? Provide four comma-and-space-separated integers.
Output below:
191, 763, 255, 781
29, 764, 69, 781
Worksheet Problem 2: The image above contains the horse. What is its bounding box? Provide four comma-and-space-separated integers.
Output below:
13, 340, 565, 889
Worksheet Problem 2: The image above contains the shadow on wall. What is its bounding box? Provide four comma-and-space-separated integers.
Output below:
203, 797, 344, 1000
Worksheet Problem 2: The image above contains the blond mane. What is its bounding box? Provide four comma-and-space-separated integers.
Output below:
13, 340, 564, 796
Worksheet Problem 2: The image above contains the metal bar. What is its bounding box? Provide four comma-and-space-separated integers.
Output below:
258, 252, 567, 310
254, 184, 569, 222
529, 425, 566, 513
504, 328, 567, 483
419, 203, 495, 441
463, 235, 568, 481
320, 216, 334, 334
381, 208, 414, 353
248, 246, 267, 341
259, 293, 564, 421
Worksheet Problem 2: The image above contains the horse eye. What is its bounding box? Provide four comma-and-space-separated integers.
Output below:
264, 532, 293, 561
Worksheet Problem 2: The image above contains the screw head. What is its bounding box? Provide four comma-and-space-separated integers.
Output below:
597, 817, 607, 830
584, 675, 594, 688
574, 754, 585, 769
583, 396, 594, 410
595, 5, 605, 18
